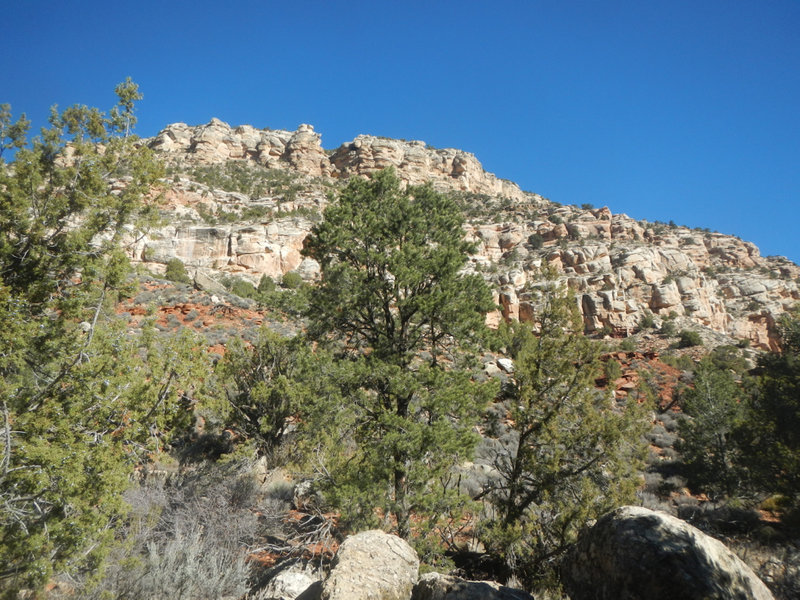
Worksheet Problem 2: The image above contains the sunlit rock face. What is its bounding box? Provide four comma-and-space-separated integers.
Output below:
142, 120, 800, 349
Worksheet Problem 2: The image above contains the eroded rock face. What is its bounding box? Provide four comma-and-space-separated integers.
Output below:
329, 135, 525, 201
140, 121, 800, 348
321, 530, 419, 600
149, 119, 331, 176
148, 119, 524, 201
411, 573, 533, 600
561, 506, 774, 600
469, 212, 799, 349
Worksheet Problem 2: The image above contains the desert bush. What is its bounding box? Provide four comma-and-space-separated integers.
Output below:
659, 320, 677, 337
258, 274, 277, 295
229, 277, 259, 299
604, 358, 622, 382
638, 312, 656, 329
281, 271, 303, 289
527, 233, 544, 249
677, 329, 703, 348
68, 461, 273, 600
164, 258, 192, 284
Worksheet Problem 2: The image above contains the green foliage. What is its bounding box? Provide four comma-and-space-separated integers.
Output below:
740, 309, 800, 502
480, 286, 647, 588
638, 312, 656, 329
302, 168, 496, 540
659, 320, 677, 337
620, 338, 636, 352
0, 83, 209, 594
527, 233, 544, 250
280, 271, 303, 289
164, 257, 192, 284
678, 360, 747, 500
185, 161, 304, 202
604, 357, 623, 382
257, 274, 276, 295
708, 344, 749, 375
677, 329, 703, 348
217, 328, 309, 456
229, 278, 258, 299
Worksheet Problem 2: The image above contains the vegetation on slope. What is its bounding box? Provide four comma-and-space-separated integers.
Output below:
2, 83, 799, 599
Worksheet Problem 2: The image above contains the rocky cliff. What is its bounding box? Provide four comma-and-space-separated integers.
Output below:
138, 119, 800, 350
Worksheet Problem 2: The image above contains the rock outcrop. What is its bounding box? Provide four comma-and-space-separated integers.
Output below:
411, 573, 533, 600
321, 530, 419, 600
259, 558, 323, 600
147, 119, 524, 201
150, 119, 332, 177
139, 120, 800, 349
329, 135, 525, 201
561, 506, 775, 600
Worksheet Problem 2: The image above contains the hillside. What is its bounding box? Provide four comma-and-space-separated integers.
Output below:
4, 100, 798, 599
137, 118, 799, 351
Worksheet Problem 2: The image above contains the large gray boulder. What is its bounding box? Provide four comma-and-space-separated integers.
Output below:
321, 530, 419, 600
411, 573, 533, 600
562, 506, 774, 600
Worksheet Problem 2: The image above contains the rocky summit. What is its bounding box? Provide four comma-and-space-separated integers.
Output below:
139, 118, 799, 349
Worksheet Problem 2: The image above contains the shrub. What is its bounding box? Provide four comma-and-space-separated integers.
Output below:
620, 338, 636, 352
74, 464, 266, 600
281, 271, 303, 289
257, 274, 277, 295
659, 321, 677, 337
639, 312, 656, 329
228, 278, 258, 299
164, 258, 192, 284
677, 330, 703, 348
604, 358, 622, 382
527, 233, 544, 250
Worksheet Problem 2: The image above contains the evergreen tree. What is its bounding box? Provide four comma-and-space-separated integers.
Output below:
741, 309, 800, 503
480, 281, 646, 588
217, 327, 310, 456
678, 360, 746, 500
302, 168, 496, 540
0, 83, 205, 594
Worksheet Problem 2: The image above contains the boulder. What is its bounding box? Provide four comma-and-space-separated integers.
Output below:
260, 558, 323, 600
411, 573, 533, 600
321, 530, 419, 600
561, 506, 774, 600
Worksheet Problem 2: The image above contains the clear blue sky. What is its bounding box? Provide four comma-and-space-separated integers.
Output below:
3, 1, 799, 262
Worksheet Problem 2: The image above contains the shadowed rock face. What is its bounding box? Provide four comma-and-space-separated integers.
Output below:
561, 506, 774, 600
412, 573, 533, 600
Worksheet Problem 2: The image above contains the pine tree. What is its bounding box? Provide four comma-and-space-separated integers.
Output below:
302, 168, 496, 540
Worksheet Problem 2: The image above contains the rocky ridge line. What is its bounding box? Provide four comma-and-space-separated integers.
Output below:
148, 118, 526, 201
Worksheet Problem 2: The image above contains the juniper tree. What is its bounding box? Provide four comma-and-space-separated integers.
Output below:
302, 168, 496, 540
0, 83, 207, 594
480, 281, 647, 589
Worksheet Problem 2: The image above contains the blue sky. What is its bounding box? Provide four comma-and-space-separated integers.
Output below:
3, 1, 799, 261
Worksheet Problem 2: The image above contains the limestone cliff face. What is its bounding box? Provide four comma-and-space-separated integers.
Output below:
141, 120, 799, 350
